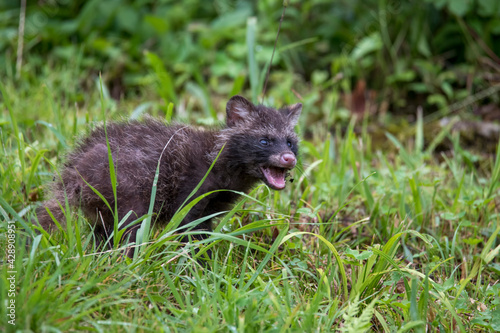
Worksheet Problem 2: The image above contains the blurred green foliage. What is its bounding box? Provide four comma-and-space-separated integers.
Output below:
1, 3, 500, 330
0, 0, 499, 113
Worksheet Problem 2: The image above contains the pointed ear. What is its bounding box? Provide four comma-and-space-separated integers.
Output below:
226, 95, 255, 127
286, 103, 302, 126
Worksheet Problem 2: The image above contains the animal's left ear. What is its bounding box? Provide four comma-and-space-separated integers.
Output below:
286, 103, 302, 126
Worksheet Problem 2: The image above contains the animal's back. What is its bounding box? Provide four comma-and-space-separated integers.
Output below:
37, 119, 212, 233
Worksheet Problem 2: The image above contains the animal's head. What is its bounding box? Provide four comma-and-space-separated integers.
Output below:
224, 95, 302, 190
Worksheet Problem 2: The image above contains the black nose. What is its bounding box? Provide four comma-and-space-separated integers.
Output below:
280, 153, 296, 168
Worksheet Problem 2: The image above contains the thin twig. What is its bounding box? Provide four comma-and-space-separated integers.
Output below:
423, 84, 500, 124
261, 2, 288, 103
16, 0, 27, 79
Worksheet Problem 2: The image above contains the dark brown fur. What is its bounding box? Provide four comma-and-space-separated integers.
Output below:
35, 96, 302, 255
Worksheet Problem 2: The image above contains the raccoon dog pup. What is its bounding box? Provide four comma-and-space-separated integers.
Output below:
35, 95, 302, 256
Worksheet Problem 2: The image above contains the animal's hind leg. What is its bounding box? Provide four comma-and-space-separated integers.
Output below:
81, 206, 143, 258
99, 203, 148, 258
121, 224, 142, 258
35, 197, 69, 232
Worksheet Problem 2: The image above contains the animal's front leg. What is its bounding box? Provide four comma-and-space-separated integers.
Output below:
179, 199, 213, 261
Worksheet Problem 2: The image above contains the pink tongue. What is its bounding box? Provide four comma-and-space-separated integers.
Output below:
262, 167, 286, 189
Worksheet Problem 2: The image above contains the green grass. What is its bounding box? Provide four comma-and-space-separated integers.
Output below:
1, 63, 500, 332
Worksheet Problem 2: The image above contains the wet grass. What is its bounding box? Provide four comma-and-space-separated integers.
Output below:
1, 66, 499, 332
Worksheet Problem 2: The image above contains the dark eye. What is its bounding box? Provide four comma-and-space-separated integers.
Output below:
260, 139, 269, 146
287, 140, 292, 148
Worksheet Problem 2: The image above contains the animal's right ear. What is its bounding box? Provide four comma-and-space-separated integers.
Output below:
286, 103, 302, 126
226, 95, 255, 127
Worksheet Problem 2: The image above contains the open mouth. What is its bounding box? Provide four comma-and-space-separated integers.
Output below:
260, 166, 289, 190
